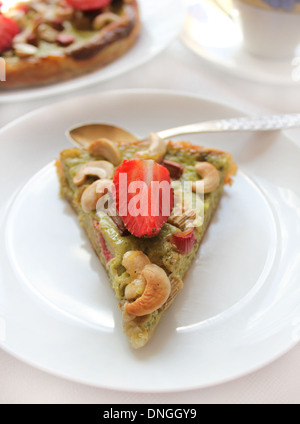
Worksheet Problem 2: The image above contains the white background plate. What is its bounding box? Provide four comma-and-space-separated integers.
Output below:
0, 90, 300, 392
0, 0, 184, 103
181, 0, 300, 86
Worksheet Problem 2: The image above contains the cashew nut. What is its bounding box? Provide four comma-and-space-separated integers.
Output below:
135, 133, 167, 163
125, 276, 147, 300
37, 23, 59, 43
14, 43, 38, 57
93, 12, 120, 30
125, 264, 171, 316
169, 180, 204, 230
122, 251, 151, 279
169, 209, 197, 231
81, 179, 113, 213
73, 160, 114, 185
192, 162, 220, 194
56, 5, 74, 21
88, 138, 121, 166
122, 251, 171, 314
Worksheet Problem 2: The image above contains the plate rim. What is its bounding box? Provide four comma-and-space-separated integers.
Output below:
0, 88, 300, 393
0, 87, 254, 136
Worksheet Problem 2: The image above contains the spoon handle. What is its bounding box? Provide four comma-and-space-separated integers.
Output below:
157, 114, 300, 139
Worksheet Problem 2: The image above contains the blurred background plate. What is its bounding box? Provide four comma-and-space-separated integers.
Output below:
0, 0, 185, 103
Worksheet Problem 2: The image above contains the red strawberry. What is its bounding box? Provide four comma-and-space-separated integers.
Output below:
65, 0, 112, 11
0, 14, 19, 54
113, 159, 174, 238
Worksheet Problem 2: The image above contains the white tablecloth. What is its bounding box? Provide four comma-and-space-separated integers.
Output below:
1, 39, 300, 404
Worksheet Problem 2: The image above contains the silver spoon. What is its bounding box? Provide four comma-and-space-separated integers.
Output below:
68, 113, 300, 147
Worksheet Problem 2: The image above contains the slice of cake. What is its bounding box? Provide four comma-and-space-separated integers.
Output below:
56, 132, 237, 348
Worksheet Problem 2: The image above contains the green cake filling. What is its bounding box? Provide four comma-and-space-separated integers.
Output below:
57, 139, 233, 348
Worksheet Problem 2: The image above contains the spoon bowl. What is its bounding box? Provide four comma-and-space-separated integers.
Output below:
67, 123, 139, 148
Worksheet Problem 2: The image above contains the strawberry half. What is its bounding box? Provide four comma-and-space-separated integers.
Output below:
0, 14, 19, 54
113, 159, 174, 238
65, 0, 112, 11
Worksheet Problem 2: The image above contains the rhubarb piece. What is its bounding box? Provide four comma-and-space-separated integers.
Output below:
106, 204, 130, 237
49, 19, 64, 32
99, 233, 114, 262
93, 220, 114, 262
171, 228, 196, 255
161, 160, 184, 180
56, 33, 75, 47
26, 32, 38, 46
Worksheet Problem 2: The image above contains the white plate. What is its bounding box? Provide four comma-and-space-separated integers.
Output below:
0, 89, 300, 392
181, 0, 300, 86
0, 0, 184, 103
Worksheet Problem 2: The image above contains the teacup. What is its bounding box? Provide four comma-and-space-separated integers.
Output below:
218, 0, 300, 59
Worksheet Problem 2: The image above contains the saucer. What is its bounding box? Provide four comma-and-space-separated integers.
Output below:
181, 0, 300, 86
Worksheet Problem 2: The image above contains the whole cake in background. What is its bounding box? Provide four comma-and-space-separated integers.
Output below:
0, 0, 140, 88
